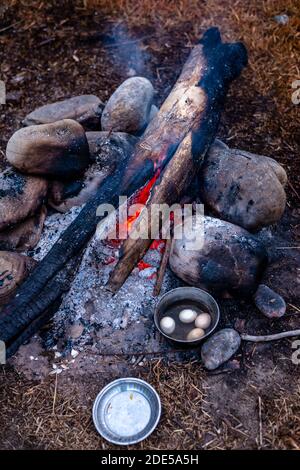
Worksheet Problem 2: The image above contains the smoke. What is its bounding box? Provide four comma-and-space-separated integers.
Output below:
106, 24, 151, 78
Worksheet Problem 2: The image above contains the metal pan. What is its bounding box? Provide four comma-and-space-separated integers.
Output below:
93, 377, 161, 445
154, 286, 220, 346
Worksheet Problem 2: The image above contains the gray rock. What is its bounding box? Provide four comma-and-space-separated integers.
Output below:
6, 119, 90, 177
254, 284, 286, 318
48, 164, 108, 213
68, 323, 84, 339
86, 131, 138, 169
0, 206, 47, 251
0, 251, 37, 305
201, 328, 241, 370
0, 168, 48, 230
169, 216, 267, 298
149, 104, 159, 121
48, 132, 138, 213
200, 140, 287, 231
22, 95, 104, 130
101, 77, 154, 134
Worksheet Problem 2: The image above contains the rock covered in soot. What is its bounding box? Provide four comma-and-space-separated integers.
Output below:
6, 119, 90, 178
169, 215, 268, 298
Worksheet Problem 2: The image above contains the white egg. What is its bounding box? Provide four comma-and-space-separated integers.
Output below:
160, 316, 175, 335
195, 313, 212, 330
186, 328, 205, 341
179, 308, 197, 323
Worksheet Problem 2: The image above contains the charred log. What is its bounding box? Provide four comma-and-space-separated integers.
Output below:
107, 29, 247, 292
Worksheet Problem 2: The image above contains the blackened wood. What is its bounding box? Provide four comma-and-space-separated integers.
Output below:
4, 253, 82, 357
0, 156, 134, 346
0, 138, 172, 349
120, 27, 247, 194
107, 29, 248, 292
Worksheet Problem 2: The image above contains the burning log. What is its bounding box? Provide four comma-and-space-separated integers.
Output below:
0, 28, 247, 355
119, 28, 247, 196
107, 28, 247, 292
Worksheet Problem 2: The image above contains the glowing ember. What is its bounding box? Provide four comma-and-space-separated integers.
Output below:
105, 238, 121, 249
123, 169, 160, 235
147, 272, 157, 280
150, 240, 165, 253
137, 260, 152, 271
103, 256, 116, 265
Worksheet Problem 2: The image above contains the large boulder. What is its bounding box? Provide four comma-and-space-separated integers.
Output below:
169, 215, 267, 297
22, 95, 104, 130
200, 140, 287, 231
6, 119, 90, 177
0, 168, 48, 230
101, 77, 154, 134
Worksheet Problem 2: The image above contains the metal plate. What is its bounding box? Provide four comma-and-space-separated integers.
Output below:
93, 378, 161, 445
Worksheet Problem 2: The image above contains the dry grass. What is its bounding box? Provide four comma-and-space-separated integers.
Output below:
0, 362, 218, 450
262, 385, 300, 449
1, 359, 300, 450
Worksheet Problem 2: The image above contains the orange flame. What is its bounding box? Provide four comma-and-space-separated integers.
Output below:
120, 168, 161, 236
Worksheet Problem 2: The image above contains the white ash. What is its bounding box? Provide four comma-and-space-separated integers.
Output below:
27, 204, 180, 357
29, 206, 82, 260
48, 231, 180, 356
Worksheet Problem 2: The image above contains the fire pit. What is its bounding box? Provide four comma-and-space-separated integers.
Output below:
0, 24, 294, 378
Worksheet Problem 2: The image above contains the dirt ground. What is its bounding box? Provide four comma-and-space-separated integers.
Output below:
0, 0, 300, 450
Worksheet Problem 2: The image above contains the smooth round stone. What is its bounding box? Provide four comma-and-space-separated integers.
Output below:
200, 140, 287, 231
0, 206, 47, 251
201, 328, 241, 370
254, 284, 286, 318
68, 323, 85, 339
22, 95, 104, 130
0, 251, 37, 305
149, 104, 159, 121
170, 215, 267, 298
0, 168, 48, 230
6, 119, 90, 177
101, 77, 154, 134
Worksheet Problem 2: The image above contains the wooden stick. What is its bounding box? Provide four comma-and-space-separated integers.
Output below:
153, 238, 172, 296
241, 329, 300, 342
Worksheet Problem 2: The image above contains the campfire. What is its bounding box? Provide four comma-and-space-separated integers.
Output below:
0, 26, 295, 374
